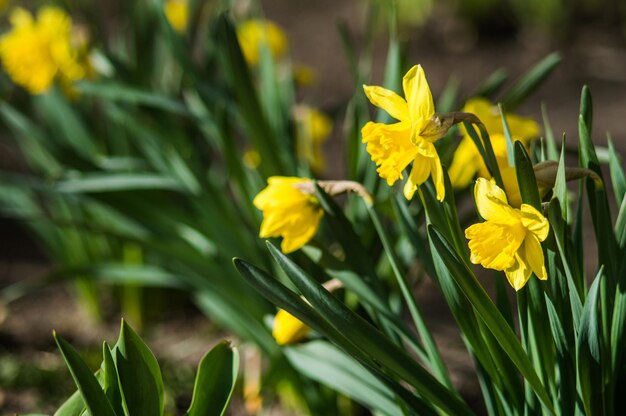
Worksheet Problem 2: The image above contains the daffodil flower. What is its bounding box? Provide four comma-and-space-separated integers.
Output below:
164, 0, 188, 33
0, 6, 86, 94
294, 105, 332, 173
272, 309, 310, 345
361, 65, 446, 201
236, 19, 287, 67
253, 177, 323, 253
449, 98, 540, 189
465, 178, 549, 291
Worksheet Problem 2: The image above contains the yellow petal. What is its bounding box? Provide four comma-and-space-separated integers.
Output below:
519, 204, 550, 241
430, 152, 445, 201
361, 121, 417, 186
519, 234, 547, 280
402, 65, 434, 122
504, 254, 532, 291
363, 85, 410, 122
403, 154, 430, 200
473, 178, 517, 222
273, 309, 310, 345
281, 208, 323, 253
466, 221, 522, 271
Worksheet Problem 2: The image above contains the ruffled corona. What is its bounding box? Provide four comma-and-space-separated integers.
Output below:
362, 65, 445, 201
253, 177, 323, 253
465, 178, 549, 291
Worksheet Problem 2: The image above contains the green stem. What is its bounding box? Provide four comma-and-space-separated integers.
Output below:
367, 204, 453, 389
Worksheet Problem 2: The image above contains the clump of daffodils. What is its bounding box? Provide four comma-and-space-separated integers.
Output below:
0, 6, 88, 94
465, 178, 549, 290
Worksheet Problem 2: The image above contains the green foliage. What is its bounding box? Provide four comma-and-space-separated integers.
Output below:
53, 320, 238, 416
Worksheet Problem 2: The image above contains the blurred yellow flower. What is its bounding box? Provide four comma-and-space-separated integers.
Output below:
465, 178, 549, 291
362, 65, 446, 201
164, 0, 188, 33
448, 98, 540, 189
253, 177, 323, 253
236, 19, 287, 66
272, 309, 310, 345
294, 105, 332, 173
0, 6, 86, 94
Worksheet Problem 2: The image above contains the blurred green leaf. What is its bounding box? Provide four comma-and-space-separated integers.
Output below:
56, 173, 185, 193
285, 341, 404, 416
186, 341, 239, 416
501, 53, 561, 111
77, 81, 189, 116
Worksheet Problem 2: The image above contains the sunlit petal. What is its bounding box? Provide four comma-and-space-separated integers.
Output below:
519, 204, 550, 241
402, 65, 434, 122
363, 85, 410, 122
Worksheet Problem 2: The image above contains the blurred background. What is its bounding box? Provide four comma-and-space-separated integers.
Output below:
1, 0, 625, 413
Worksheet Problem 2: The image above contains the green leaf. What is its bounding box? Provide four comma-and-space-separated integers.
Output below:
514, 141, 541, 209
53, 390, 86, 416
56, 173, 185, 193
498, 104, 515, 167
233, 257, 437, 414
115, 319, 164, 416
607, 135, 626, 205
265, 242, 473, 416
554, 137, 569, 221
285, 341, 403, 416
186, 341, 239, 416
576, 268, 604, 416
501, 53, 562, 110
77, 81, 189, 116
101, 342, 124, 416
541, 103, 558, 161
427, 226, 554, 413
473, 68, 507, 98
54, 332, 117, 416
212, 12, 286, 176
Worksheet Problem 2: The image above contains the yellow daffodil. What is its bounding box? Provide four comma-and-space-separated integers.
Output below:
272, 309, 310, 345
236, 19, 287, 67
164, 0, 188, 33
465, 178, 549, 291
294, 105, 332, 173
449, 98, 540, 189
253, 177, 323, 253
362, 65, 446, 201
0, 6, 86, 94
